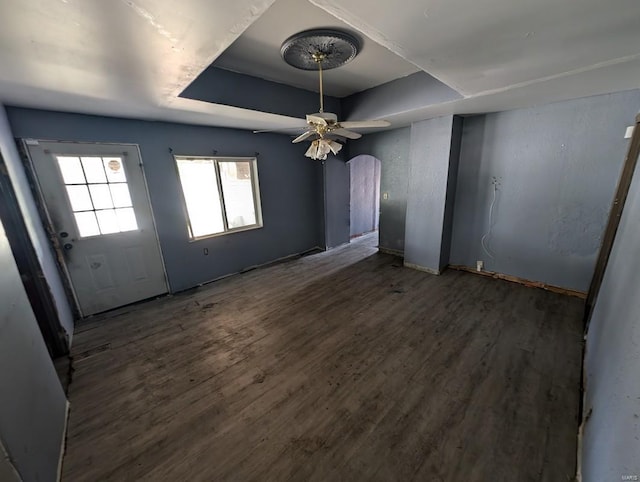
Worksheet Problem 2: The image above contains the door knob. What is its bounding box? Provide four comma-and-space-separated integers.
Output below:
63, 243, 73, 250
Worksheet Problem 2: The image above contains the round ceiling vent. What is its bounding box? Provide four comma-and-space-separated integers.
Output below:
280, 29, 361, 71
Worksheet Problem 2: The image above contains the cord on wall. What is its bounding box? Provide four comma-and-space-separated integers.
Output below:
481, 177, 500, 259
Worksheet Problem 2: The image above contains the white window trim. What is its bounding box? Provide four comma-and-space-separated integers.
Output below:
174, 155, 263, 241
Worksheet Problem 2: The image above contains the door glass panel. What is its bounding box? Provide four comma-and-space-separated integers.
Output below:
89, 184, 114, 209
57, 154, 139, 237
110, 183, 132, 207
115, 207, 138, 231
57, 156, 86, 184
74, 211, 101, 237
66, 185, 94, 211
103, 157, 127, 183
81, 157, 107, 183
95, 209, 120, 234
219, 161, 257, 228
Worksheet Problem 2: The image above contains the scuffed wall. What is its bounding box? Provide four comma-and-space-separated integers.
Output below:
450, 89, 640, 291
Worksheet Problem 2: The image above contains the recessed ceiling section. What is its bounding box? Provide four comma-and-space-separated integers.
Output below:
211, 0, 420, 97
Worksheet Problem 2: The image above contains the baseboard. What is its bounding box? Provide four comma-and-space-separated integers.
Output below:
378, 247, 404, 257
56, 400, 70, 482
404, 262, 440, 275
448, 265, 587, 299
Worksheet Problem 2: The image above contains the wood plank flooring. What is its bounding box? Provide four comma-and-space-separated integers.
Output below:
62, 233, 584, 481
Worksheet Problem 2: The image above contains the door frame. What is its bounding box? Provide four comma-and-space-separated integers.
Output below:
19, 139, 169, 318
0, 149, 69, 357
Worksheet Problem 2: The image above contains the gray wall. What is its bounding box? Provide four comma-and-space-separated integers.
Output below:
404, 115, 461, 273
450, 90, 640, 292
0, 104, 74, 340
0, 214, 68, 482
7, 107, 324, 293
181, 66, 341, 119
440, 116, 463, 268
348, 155, 380, 238
348, 127, 410, 253
323, 156, 350, 248
581, 126, 640, 481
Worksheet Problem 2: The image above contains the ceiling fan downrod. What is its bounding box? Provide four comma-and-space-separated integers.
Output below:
312, 51, 326, 113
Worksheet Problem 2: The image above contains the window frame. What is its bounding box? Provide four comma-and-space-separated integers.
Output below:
173, 155, 263, 241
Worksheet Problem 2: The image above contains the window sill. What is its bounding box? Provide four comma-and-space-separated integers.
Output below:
188, 223, 263, 242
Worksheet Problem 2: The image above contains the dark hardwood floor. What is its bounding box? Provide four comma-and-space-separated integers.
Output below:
62, 233, 584, 481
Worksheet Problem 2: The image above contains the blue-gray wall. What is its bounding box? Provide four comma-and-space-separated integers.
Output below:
0, 213, 67, 482
323, 156, 350, 248
581, 120, 640, 480
348, 127, 410, 253
181, 66, 341, 119
0, 104, 74, 340
7, 107, 324, 293
450, 90, 640, 291
404, 115, 461, 273
348, 155, 380, 238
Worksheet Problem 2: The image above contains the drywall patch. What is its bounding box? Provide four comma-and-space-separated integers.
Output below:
549, 202, 606, 257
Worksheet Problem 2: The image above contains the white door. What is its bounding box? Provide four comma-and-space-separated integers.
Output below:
26, 141, 168, 316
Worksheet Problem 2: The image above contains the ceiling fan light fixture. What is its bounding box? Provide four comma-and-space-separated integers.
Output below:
304, 138, 343, 161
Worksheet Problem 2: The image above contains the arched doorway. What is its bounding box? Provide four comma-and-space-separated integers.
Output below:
348, 155, 381, 245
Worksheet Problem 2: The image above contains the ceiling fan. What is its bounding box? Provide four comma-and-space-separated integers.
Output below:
256, 29, 390, 161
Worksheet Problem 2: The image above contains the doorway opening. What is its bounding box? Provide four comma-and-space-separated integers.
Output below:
348, 155, 381, 248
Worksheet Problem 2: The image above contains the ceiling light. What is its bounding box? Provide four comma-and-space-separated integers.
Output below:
304, 139, 343, 161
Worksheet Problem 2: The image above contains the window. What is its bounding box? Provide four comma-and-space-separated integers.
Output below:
56, 155, 138, 237
175, 156, 262, 239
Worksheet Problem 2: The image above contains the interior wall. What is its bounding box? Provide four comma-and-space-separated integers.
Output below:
450, 89, 640, 292
348, 154, 380, 238
322, 155, 350, 249
582, 127, 640, 481
404, 115, 460, 273
347, 127, 410, 253
0, 213, 67, 482
0, 104, 74, 340
7, 107, 324, 293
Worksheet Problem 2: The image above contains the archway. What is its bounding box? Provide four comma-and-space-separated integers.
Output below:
348, 154, 381, 244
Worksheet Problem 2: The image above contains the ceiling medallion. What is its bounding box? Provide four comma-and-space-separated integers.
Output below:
280, 29, 361, 71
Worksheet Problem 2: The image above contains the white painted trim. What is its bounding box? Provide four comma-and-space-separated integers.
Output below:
56, 401, 70, 482
378, 246, 404, 257
404, 261, 440, 275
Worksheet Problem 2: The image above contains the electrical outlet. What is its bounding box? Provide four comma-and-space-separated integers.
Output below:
476, 260, 484, 272
382, 192, 389, 200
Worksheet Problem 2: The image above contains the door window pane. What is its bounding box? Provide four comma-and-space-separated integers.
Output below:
74, 211, 101, 237
219, 161, 257, 229
95, 209, 120, 234
115, 207, 138, 231
81, 157, 107, 183
176, 158, 224, 237
109, 183, 132, 208
57, 156, 86, 184
66, 185, 94, 211
89, 184, 114, 209
103, 157, 127, 183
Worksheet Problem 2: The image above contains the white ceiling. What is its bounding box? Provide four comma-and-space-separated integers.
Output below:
0, 0, 638, 131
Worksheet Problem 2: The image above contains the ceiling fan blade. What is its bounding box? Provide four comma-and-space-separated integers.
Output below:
253, 126, 307, 134
330, 128, 362, 140
292, 130, 316, 143
339, 120, 391, 129
306, 114, 328, 126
